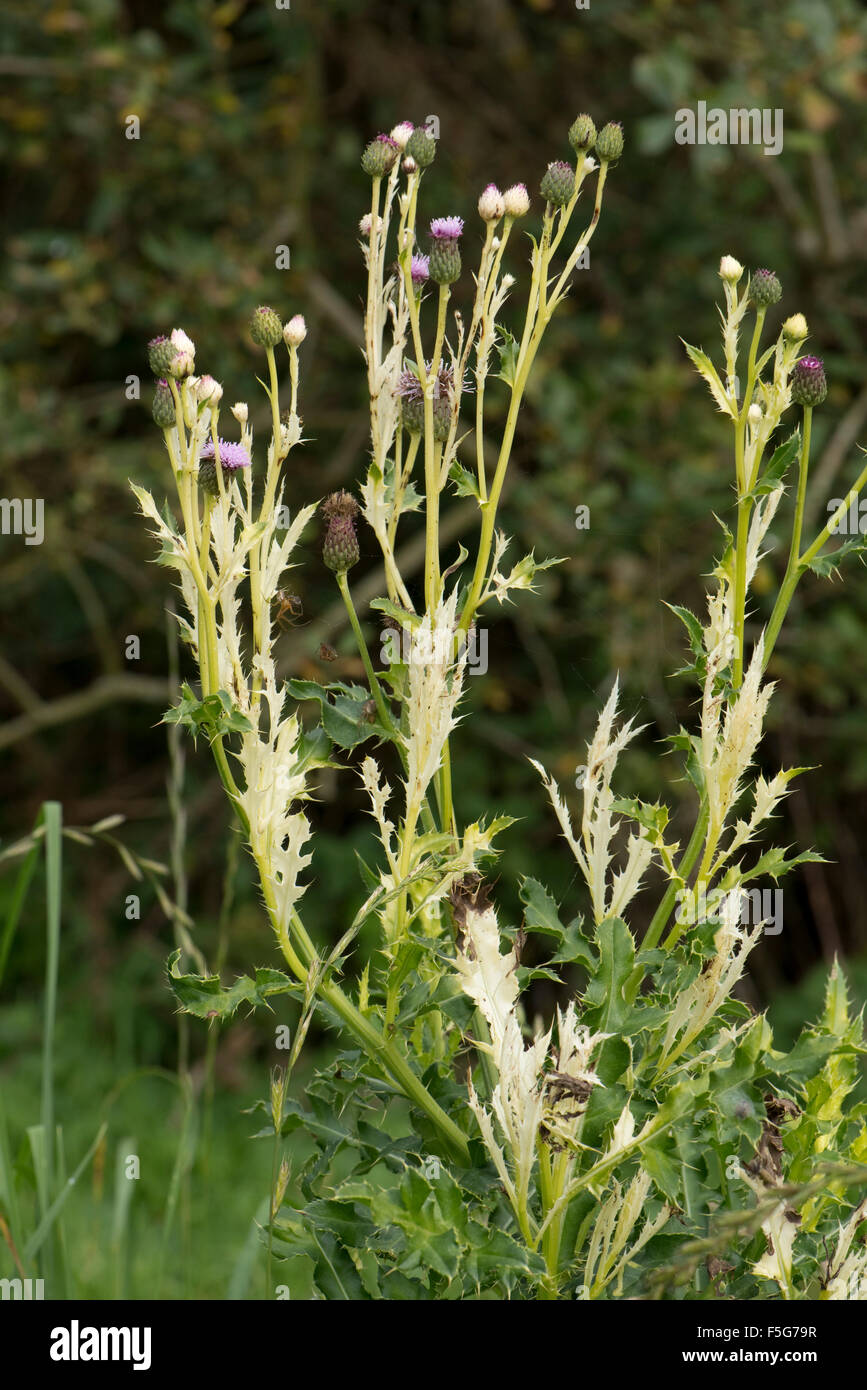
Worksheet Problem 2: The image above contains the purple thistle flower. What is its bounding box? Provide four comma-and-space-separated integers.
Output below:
375, 133, 399, 151
410, 254, 430, 286
429, 216, 464, 242
200, 438, 252, 472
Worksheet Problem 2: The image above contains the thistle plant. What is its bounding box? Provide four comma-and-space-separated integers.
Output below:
133, 122, 867, 1300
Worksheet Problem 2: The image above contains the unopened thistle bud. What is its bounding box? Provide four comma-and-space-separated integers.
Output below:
478, 184, 505, 223
147, 335, 175, 376
231, 401, 248, 425
540, 161, 574, 207
402, 156, 417, 175
428, 216, 463, 286
361, 134, 399, 178
152, 378, 175, 428
198, 439, 252, 497
167, 328, 195, 378
790, 355, 827, 408
719, 255, 744, 284
405, 127, 436, 168
748, 403, 764, 428
358, 213, 373, 238
568, 113, 597, 152
782, 313, 808, 343
250, 305, 283, 349
503, 183, 530, 218
283, 314, 307, 348
195, 375, 223, 406
322, 491, 360, 574
748, 269, 782, 308
594, 122, 624, 165
390, 121, 415, 151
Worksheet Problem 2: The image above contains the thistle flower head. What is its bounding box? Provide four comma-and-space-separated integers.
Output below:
719, 255, 744, 284
503, 183, 530, 218
428, 218, 463, 285
167, 328, 195, 378
410, 253, 430, 287
790, 355, 827, 407
429, 215, 464, 241
748, 268, 782, 308
147, 335, 174, 376
321, 490, 361, 573
199, 438, 251, 471
405, 126, 436, 168
198, 437, 252, 496
478, 184, 505, 223
283, 314, 307, 348
595, 121, 624, 165
361, 133, 399, 178
151, 378, 175, 428
390, 120, 415, 150
396, 363, 465, 440
568, 113, 597, 152
250, 305, 284, 348
540, 161, 574, 207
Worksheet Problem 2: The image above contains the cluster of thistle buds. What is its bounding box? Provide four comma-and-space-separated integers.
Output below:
719, 257, 829, 410
539, 114, 623, 207
147, 308, 308, 492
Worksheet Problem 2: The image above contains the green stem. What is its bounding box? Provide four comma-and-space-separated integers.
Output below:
732, 308, 765, 689
642, 801, 709, 953
272, 902, 468, 1162
764, 407, 815, 668
336, 571, 395, 736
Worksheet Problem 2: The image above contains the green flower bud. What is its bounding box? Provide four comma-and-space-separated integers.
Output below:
748, 269, 782, 309
405, 127, 437, 169
594, 122, 624, 164
540, 161, 574, 208
250, 305, 284, 348
428, 238, 462, 285
322, 491, 361, 574
790, 356, 827, 408
400, 393, 451, 442
147, 336, 175, 376
361, 134, 399, 178
568, 113, 597, 152
151, 378, 176, 429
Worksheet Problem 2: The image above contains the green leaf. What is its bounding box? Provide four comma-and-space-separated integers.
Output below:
448, 461, 481, 500
286, 678, 390, 750
167, 949, 296, 1020
495, 327, 520, 387
519, 876, 595, 968
747, 845, 826, 882
583, 916, 637, 1032
804, 536, 867, 579
745, 431, 800, 501
163, 685, 253, 741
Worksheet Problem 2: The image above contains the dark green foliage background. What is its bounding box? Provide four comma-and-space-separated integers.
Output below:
1, 0, 866, 1296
